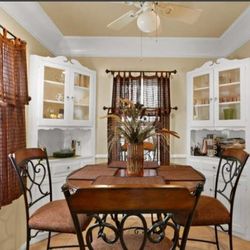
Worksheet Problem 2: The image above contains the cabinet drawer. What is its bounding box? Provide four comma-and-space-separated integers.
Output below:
51, 160, 81, 176
189, 157, 218, 172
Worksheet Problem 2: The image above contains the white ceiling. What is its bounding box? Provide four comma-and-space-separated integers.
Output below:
1, 2, 250, 58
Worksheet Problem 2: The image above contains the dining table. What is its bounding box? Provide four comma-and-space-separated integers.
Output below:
66, 161, 206, 190
65, 161, 205, 249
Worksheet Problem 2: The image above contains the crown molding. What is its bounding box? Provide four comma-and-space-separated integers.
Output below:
62, 36, 219, 58
219, 6, 250, 56
1, 2, 250, 58
0, 2, 67, 55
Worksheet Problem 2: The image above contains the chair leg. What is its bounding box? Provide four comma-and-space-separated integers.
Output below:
46, 231, 51, 250
229, 223, 233, 250
26, 229, 30, 250
214, 225, 220, 250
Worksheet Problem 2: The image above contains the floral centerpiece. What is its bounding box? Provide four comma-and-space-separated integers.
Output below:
104, 98, 179, 176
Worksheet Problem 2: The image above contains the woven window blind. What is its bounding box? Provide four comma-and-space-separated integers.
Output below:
108, 72, 172, 165
0, 29, 29, 208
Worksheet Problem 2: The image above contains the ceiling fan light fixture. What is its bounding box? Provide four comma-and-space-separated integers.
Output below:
137, 10, 160, 33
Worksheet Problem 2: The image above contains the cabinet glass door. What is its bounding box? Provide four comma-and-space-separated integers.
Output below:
72, 72, 90, 121
218, 68, 240, 121
43, 66, 65, 120
192, 74, 210, 121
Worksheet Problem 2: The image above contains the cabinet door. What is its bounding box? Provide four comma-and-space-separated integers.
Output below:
214, 61, 246, 126
39, 62, 70, 126
51, 177, 65, 200
69, 70, 93, 125
188, 69, 214, 127
194, 165, 215, 196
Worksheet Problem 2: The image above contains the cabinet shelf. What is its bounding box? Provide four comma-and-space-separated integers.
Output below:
44, 80, 64, 86
193, 104, 209, 108
74, 103, 89, 107
74, 85, 89, 91
219, 81, 240, 87
44, 99, 64, 104
194, 86, 209, 91
219, 101, 240, 106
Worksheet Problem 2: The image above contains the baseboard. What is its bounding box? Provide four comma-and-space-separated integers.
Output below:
95, 154, 187, 159
170, 154, 187, 159
95, 154, 107, 159
19, 232, 57, 249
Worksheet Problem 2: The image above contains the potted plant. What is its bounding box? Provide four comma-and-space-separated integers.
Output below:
104, 98, 179, 176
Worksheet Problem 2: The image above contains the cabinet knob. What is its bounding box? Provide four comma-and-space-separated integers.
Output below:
209, 188, 213, 191
71, 96, 74, 100
66, 96, 70, 100
214, 97, 218, 101
67, 166, 70, 170
212, 166, 216, 169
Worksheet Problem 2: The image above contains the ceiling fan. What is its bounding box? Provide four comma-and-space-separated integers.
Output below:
107, 2, 202, 33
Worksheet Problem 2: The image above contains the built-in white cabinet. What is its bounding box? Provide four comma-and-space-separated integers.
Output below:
28, 55, 96, 201
29, 55, 95, 127
186, 58, 250, 240
187, 58, 248, 127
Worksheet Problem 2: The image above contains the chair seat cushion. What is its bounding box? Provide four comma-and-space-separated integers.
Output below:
91, 234, 172, 250
174, 195, 230, 226
29, 199, 91, 233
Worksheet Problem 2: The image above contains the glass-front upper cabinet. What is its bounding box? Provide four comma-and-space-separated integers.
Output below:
43, 66, 66, 121
188, 65, 214, 127
29, 56, 96, 127
188, 58, 247, 127
193, 74, 211, 121
214, 66, 244, 126
71, 71, 90, 122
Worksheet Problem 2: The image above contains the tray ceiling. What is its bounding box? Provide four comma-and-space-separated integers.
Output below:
1, 2, 250, 57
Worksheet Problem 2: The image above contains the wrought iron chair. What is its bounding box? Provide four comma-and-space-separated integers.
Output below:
9, 148, 91, 250
62, 183, 203, 250
173, 148, 249, 250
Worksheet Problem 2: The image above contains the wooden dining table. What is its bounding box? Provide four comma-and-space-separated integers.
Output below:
66, 161, 206, 190
65, 161, 205, 249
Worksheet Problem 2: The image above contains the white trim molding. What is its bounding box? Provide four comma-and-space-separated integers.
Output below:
1, 3, 250, 58
95, 154, 186, 159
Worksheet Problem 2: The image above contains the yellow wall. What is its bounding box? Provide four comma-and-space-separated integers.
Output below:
229, 41, 250, 59
1, 5, 249, 249
0, 8, 52, 250
78, 42, 250, 157
77, 57, 209, 156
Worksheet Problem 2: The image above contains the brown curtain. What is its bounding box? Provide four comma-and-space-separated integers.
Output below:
108, 71, 172, 165
111, 72, 141, 107
143, 73, 171, 164
108, 73, 141, 163
0, 30, 29, 208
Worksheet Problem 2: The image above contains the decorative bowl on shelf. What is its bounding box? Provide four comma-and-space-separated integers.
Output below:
53, 149, 75, 158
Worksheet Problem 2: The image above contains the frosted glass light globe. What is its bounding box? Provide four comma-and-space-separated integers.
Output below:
137, 11, 160, 33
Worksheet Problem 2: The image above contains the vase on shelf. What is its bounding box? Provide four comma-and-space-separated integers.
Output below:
126, 143, 144, 177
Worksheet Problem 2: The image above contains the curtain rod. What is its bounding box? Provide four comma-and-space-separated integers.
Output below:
0, 24, 16, 39
105, 69, 177, 75
103, 106, 178, 111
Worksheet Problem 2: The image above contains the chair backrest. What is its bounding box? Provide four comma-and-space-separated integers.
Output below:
215, 148, 249, 213
63, 183, 203, 250
8, 148, 53, 220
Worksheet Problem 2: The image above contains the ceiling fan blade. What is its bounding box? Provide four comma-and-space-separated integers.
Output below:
157, 3, 202, 24
107, 10, 137, 30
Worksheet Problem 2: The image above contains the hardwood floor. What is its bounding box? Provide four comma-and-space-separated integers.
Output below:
31, 224, 250, 250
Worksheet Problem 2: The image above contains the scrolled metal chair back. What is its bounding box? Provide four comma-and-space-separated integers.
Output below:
214, 148, 249, 211
9, 148, 52, 219
63, 183, 203, 250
